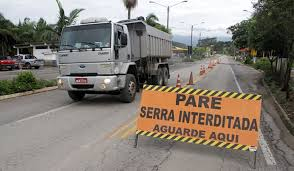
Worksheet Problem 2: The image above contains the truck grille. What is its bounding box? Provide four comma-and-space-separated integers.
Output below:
72, 84, 94, 89
69, 73, 98, 76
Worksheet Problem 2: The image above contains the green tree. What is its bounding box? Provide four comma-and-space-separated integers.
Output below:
122, 0, 138, 19
228, 20, 251, 49
145, 13, 170, 33
254, 0, 294, 97
16, 18, 36, 43
146, 13, 158, 27
0, 13, 17, 55
34, 18, 58, 42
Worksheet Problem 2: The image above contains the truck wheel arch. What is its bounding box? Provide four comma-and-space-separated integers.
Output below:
126, 64, 139, 90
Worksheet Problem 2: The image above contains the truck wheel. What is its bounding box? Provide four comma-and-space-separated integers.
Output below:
151, 68, 164, 86
162, 67, 169, 86
25, 63, 31, 69
120, 74, 137, 103
68, 91, 85, 101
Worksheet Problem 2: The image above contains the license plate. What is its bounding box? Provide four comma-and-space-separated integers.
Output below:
75, 78, 88, 84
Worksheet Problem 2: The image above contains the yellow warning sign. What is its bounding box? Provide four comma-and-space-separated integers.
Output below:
136, 85, 262, 151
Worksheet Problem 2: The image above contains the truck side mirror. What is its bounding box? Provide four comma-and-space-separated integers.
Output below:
121, 33, 128, 47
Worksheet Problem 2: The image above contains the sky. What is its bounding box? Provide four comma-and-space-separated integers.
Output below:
0, 0, 255, 44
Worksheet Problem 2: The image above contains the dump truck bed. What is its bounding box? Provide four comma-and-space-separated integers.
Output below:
119, 20, 172, 62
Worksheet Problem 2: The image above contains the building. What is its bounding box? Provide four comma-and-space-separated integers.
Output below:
13, 42, 58, 66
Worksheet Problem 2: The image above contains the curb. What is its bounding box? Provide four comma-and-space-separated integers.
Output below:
0, 86, 58, 101
261, 78, 294, 135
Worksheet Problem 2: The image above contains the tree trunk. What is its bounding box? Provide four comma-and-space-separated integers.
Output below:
275, 57, 278, 73
128, 8, 131, 19
284, 59, 292, 99
282, 42, 294, 98
2, 41, 5, 56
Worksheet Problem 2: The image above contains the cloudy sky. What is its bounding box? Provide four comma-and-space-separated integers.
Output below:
0, 0, 255, 43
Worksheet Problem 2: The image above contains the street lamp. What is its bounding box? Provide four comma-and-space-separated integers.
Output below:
190, 22, 205, 58
191, 22, 205, 48
149, 1, 188, 30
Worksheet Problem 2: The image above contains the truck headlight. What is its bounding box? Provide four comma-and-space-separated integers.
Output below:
57, 78, 63, 86
104, 78, 111, 84
114, 67, 119, 74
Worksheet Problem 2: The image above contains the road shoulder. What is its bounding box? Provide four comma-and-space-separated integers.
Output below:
229, 58, 294, 167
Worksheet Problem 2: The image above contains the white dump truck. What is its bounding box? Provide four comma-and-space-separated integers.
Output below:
57, 17, 172, 102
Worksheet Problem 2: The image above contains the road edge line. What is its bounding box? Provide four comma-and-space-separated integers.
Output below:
0, 86, 58, 101
229, 66, 277, 166
15, 102, 78, 123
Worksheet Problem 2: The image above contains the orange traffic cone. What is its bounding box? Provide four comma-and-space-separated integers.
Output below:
208, 60, 213, 69
187, 72, 194, 85
212, 60, 216, 66
200, 65, 204, 75
202, 65, 206, 74
176, 74, 181, 88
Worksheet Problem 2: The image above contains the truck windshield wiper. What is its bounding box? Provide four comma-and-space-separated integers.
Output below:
60, 44, 78, 50
80, 42, 98, 47
80, 42, 105, 50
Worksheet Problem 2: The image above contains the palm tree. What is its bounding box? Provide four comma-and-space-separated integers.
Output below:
122, 0, 138, 19
146, 13, 159, 27
145, 13, 170, 33
34, 18, 58, 42
50, 0, 85, 37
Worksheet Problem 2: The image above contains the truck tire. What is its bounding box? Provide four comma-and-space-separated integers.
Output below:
68, 91, 85, 101
162, 67, 169, 86
120, 74, 137, 103
25, 63, 31, 69
151, 68, 164, 85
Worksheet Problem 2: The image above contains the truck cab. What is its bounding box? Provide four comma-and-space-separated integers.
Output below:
57, 18, 137, 102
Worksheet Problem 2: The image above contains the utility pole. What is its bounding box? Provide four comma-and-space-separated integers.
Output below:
198, 32, 202, 47
190, 25, 193, 59
167, 6, 170, 30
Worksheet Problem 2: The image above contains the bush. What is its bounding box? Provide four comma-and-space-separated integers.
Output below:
0, 80, 14, 95
244, 57, 253, 64
13, 71, 39, 92
254, 58, 271, 72
0, 71, 57, 96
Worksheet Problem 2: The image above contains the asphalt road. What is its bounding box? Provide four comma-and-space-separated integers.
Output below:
0, 67, 59, 80
0, 55, 293, 171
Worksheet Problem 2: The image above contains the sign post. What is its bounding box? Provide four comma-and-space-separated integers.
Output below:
135, 85, 262, 157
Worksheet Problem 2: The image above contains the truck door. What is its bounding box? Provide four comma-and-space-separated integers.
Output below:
114, 24, 128, 61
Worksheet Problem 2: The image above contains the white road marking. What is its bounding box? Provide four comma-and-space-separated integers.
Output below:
230, 66, 277, 166
15, 102, 79, 123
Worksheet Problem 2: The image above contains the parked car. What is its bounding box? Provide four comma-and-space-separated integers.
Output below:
13, 54, 44, 69
0, 56, 15, 70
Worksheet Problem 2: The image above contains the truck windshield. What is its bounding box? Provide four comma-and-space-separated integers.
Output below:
60, 23, 111, 50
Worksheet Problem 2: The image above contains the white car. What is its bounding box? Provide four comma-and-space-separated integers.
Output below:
12, 54, 44, 69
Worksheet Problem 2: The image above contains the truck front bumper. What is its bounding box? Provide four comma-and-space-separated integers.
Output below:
57, 75, 126, 92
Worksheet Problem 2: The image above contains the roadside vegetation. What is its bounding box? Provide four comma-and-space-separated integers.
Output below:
238, 56, 294, 127
228, 0, 294, 127
0, 71, 56, 96
0, 0, 85, 56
